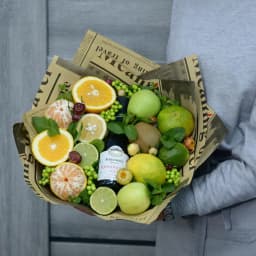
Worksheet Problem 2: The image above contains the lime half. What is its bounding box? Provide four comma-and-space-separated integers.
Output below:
74, 142, 99, 168
90, 187, 117, 215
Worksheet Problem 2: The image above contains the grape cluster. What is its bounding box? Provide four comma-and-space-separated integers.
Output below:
39, 167, 55, 186
83, 166, 98, 195
166, 168, 181, 187
100, 101, 122, 122
111, 80, 141, 97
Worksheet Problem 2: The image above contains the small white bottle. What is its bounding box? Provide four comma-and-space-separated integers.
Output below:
97, 146, 129, 191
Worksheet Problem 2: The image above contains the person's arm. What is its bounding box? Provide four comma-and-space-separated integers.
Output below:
171, 98, 256, 217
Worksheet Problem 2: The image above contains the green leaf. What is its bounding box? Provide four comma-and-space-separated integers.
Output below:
79, 189, 90, 205
67, 122, 83, 143
160, 136, 176, 149
32, 116, 60, 136
124, 124, 138, 141
107, 121, 124, 134
162, 183, 176, 193
67, 121, 78, 138
165, 127, 186, 142
58, 83, 66, 91
32, 116, 48, 133
151, 185, 163, 195
160, 95, 180, 108
91, 139, 105, 153
123, 113, 137, 125
173, 127, 186, 142
47, 119, 60, 136
151, 193, 166, 206
160, 127, 186, 149
144, 179, 160, 191
68, 196, 81, 204
57, 83, 73, 102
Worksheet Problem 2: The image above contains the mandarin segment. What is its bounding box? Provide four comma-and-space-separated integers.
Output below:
72, 76, 116, 113
50, 163, 87, 201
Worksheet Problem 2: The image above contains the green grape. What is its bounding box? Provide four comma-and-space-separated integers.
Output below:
165, 168, 181, 187
111, 79, 142, 98
83, 165, 98, 196
100, 99, 122, 122
39, 167, 55, 186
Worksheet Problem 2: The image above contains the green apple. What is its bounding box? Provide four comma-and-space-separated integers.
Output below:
127, 89, 161, 119
117, 182, 151, 215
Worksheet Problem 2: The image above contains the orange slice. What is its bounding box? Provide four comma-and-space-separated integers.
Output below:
72, 76, 116, 113
32, 129, 73, 166
45, 99, 73, 129
77, 113, 107, 142
50, 162, 87, 201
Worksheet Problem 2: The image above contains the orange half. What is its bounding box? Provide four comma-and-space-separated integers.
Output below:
72, 76, 116, 113
32, 129, 73, 166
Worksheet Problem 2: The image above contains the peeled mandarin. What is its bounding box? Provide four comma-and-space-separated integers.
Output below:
45, 99, 73, 129
50, 162, 87, 201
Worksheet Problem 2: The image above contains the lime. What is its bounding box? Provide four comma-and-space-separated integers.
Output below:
158, 143, 189, 167
74, 142, 99, 168
157, 105, 194, 136
90, 187, 117, 215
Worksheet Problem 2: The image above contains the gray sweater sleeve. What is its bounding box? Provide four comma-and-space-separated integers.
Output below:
171, 98, 256, 217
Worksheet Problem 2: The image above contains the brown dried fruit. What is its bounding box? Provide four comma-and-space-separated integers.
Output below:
183, 136, 195, 152
134, 122, 161, 152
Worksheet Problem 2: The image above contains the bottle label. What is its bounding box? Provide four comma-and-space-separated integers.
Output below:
98, 146, 129, 181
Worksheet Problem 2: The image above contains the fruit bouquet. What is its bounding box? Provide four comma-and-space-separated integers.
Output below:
15, 30, 226, 224
23, 73, 195, 216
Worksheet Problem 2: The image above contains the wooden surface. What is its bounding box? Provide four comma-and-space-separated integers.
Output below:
1, 0, 172, 255
0, 0, 49, 255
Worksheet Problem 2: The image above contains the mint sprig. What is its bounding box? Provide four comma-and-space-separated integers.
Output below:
160, 127, 186, 149
57, 83, 73, 102
107, 121, 138, 141
145, 180, 176, 206
67, 121, 83, 143
90, 139, 105, 153
32, 116, 60, 136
